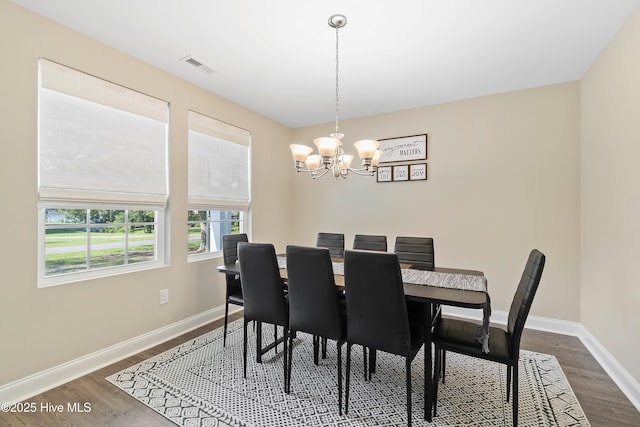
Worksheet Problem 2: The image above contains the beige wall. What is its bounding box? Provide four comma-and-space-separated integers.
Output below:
0, 1, 292, 385
290, 82, 581, 321
580, 6, 640, 383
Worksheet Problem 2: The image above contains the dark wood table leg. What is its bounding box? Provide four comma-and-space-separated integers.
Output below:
425, 302, 433, 422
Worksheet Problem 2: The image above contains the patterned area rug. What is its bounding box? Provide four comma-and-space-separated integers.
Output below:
106, 320, 590, 426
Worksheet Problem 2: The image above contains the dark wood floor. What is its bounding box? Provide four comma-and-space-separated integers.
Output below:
2, 311, 638, 426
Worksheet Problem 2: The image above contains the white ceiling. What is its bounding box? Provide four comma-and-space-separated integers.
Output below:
13, 0, 640, 128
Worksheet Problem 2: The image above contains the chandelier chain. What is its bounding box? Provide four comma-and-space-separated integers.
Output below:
334, 24, 340, 137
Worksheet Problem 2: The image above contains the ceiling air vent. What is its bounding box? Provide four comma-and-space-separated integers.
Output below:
186, 57, 202, 67
179, 55, 215, 74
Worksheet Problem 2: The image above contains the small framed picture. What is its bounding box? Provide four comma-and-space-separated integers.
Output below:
393, 165, 409, 181
409, 163, 427, 181
377, 166, 392, 182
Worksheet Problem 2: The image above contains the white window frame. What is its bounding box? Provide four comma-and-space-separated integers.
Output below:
38, 204, 166, 287
37, 59, 169, 287
187, 209, 249, 260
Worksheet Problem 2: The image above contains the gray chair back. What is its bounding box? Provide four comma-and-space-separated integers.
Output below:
507, 249, 546, 356
222, 233, 248, 265
237, 242, 288, 327
394, 236, 435, 270
353, 234, 387, 252
287, 245, 344, 341
344, 250, 411, 355
316, 232, 345, 258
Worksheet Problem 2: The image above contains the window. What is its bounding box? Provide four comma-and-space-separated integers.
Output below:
187, 210, 245, 255
38, 59, 168, 286
44, 209, 158, 275
187, 111, 250, 258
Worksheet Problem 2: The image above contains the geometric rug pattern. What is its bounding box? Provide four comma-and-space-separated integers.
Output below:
106, 319, 590, 426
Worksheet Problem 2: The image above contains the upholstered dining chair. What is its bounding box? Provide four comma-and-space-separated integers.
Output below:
237, 242, 289, 389
314, 233, 352, 359
343, 250, 425, 426
394, 236, 436, 350
432, 249, 546, 427
316, 232, 345, 258
359, 236, 428, 377
352, 234, 387, 252
221, 233, 248, 347
285, 245, 346, 414
394, 236, 435, 270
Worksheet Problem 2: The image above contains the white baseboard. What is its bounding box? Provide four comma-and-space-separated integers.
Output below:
0, 305, 242, 404
442, 306, 640, 412
575, 324, 640, 413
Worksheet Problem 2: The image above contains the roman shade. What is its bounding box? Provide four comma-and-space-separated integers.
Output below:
38, 58, 169, 207
187, 110, 251, 209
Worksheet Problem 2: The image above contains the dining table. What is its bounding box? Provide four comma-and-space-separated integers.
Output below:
216, 254, 489, 421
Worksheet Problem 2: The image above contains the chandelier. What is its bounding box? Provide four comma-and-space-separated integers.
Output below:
289, 14, 382, 179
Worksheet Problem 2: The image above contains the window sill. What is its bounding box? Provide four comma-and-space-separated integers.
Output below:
187, 251, 223, 263
38, 261, 167, 288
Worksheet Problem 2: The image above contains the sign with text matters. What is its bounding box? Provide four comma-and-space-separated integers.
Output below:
378, 134, 427, 163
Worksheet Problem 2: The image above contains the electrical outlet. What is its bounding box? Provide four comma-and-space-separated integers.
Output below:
160, 289, 169, 305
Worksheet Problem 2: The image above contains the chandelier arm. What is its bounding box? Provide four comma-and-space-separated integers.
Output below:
313, 168, 331, 179
295, 164, 330, 173
347, 166, 377, 176
295, 167, 320, 173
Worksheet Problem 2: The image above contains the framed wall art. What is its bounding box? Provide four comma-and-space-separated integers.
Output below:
393, 165, 409, 181
409, 163, 427, 181
376, 164, 428, 183
376, 166, 392, 182
378, 134, 427, 163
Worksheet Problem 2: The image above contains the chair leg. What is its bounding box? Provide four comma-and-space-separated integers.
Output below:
507, 365, 512, 402
256, 322, 263, 363
345, 343, 352, 414
274, 324, 278, 353
322, 337, 327, 359
425, 340, 429, 420
513, 363, 519, 427
441, 349, 446, 383
286, 329, 294, 394
223, 301, 230, 347
406, 357, 412, 427
282, 327, 288, 392
313, 335, 319, 365
369, 348, 377, 377
433, 345, 441, 416
243, 319, 248, 378
337, 342, 343, 416
363, 347, 368, 381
